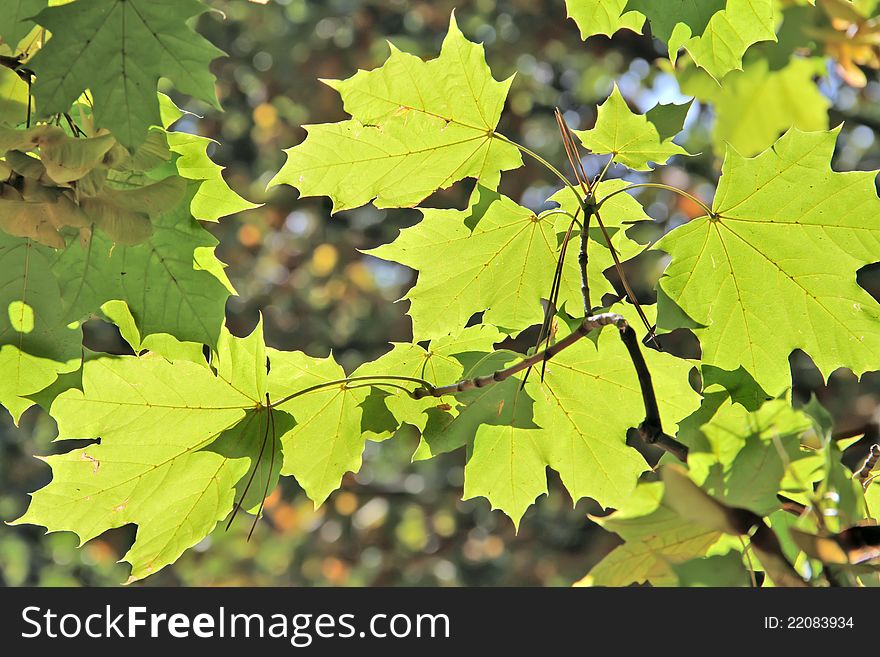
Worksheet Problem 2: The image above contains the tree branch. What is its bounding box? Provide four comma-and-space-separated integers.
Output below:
579, 213, 591, 314
411, 312, 626, 399
410, 311, 689, 463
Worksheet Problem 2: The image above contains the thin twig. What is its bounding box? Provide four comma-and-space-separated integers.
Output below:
411, 311, 689, 462
855, 444, 880, 488
412, 313, 623, 398
272, 374, 435, 407
554, 110, 656, 342
523, 213, 579, 387
579, 216, 591, 314
597, 182, 715, 219
227, 407, 271, 532
249, 395, 277, 541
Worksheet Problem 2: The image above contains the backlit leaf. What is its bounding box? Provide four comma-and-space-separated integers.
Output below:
269, 14, 522, 212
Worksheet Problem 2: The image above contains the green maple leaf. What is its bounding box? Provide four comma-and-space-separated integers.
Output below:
369, 181, 646, 340
415, 305, 700, 524
52, 186, 234, 347
0, 174, 234, 420
268, 350, 371, 506
153, 93, 258, 222
0, 0, 47, 50
672, 0, 777, 79
625, 0, 725, 42
411, 349, 545, 524
29, 0, 223, 148
565, 0, 645, 38
0, 233, 81, 421
12, 323, 294, 581
574, 85, 692, 170
657, 128, 880, 395
671, 551, 751, 587
353, 324, 504, 437
166, 131, 260, 222
576, 482, 725, 586
569, 0, 776, 79
523, 305, 699, 514
101, 299, 207, 365
676, 56, 829, 157
413, 350, 524, 460
269, 14, 522, 212
676, 395, 812, 515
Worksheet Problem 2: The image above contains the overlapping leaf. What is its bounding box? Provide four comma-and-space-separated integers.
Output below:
565, 0, 645, 38
414, 305, 700, 524
575, 482, 726, 586
0, 232, 81, 420
369, 181, 647, 339
269, 14, 522, 212
574, 85, 692, 170
675, 395, 813, 515
268, 350, 371, 506
29, 0, 223, 148
676, 56, 829, 157
13, 324, 293, 581
353, 324, 504, 436
568, 0, 776, 79
52, 187, 234, 347
658, 128, 880, 395
0, 0, 47, 49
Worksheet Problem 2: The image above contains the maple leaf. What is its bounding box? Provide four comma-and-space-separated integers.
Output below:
575, 482, 725, 586
0, 0, 47, 50
29, 0, 223, 148
625, 0, 726, 43
565, 0, 645, 38
12, 323, 293, 581
414, 305, 700, 524
573, 85, 692, 170
657, 127, 880, 395
0, 233, 81, 421
675, 395, 813, 515
268, 350, 371, 506
166, 132, 260, 222
269, 14, 522, 212
352, 324, 505, 437
369, 181, 647, 340
674, 0, 777, 79
568, 0, 776, 79
676, 56, 829, 157
52, 186, 234, 348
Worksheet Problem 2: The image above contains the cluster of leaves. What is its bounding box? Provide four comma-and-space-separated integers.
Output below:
2, 1, 879, 586
567, 0, 880, 157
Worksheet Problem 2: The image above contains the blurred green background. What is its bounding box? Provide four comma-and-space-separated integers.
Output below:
2, 0, 880, 586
